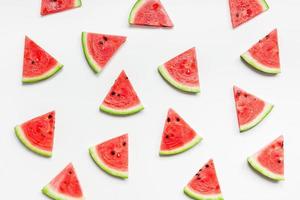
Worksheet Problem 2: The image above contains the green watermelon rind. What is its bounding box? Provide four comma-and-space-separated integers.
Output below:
184, 186, 224, 200
239, 103, 273, 132
15, 125, 52, 157
159, 135, 202, 156
81, 32, 102, 74
74, 0, 82, 7
259, 0, 270, 10
128, 0, 144, 24
248, 155, 284, 181
89, 146, 128, 179
42, 184, 84, 200
22, 63, 63, 83
158, 65, 200, 93
99, 103, 144, 116
241, 51, 280, 74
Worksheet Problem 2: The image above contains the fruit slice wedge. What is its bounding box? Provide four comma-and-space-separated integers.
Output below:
41, 0, 82, 16
42, 163, 84, 200
159, 109, 202, 155
248, 135, 284, 181
129, 0, 173, 27
15, 111, 55, 157
241, 29, 280, 74
233, 86, 273, 132
158, 47, 200, 93
229, 0, 269, 28
99, 70, 144, 115
22, 36, 63, 83
89, 134, 128, 179
81, 32, 126, 73
184, 159, 224, 200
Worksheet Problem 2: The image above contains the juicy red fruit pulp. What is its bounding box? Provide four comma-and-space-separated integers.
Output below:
96, 134, 128, 172
41, 0, 79, 16
187, 160, 221, 195
21, 111, 55, 151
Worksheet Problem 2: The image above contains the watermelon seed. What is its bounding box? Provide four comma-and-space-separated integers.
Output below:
277, 160, 281, 163
176, 117, 180, 122
123, 142, 126, 146
167, 117, 170, 122
31, 60, 35, 64
48, 115, 53, 119
69, 171, 73, 175
205, 164, 209, 168
99, 41, 104, 45
197, 177, 201, 180
117, 94, 121, 97
103, 36, 108, 41
165, 135, 169, 139
111, 150, 115, 155
266, 35, 270, 39
236, 13, 239, 17
125, 77, 128, 80
195, 173, 199, 176
111, 91, 116, 96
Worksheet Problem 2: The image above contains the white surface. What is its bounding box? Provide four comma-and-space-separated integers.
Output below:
0, 0, 298, 199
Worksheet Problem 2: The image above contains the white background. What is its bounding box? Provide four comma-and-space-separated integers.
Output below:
0, 0, 299, 199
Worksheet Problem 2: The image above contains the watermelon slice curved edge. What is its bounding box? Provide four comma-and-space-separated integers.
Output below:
183, 187, 224, 200
15, 125, 52, 157
160, 135, 202, 156
241, 52, 280, 74
240, 103, 273, 132
42, 185, 84, 200
99, 104, 144, 116
81, 32, 101, 73
248, 156, 284, 181
89, 146, 128, 179
22, 63, 63, 83
158, 65, 200, 93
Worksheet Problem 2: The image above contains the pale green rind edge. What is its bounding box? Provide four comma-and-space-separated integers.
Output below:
42, 184, 84, 200
158, 65, 200, 93
99, 103, 144, 116
241, 52, 280, 74
74, 0, 82, 7
22, 63, 63, 83
159, 135, 202, 156
239, 103, 273, 132
128, 0, 144, 24
247, 156, 284, 181
89, 147, 128, 179
15, 125, 52, 157
81, 32, 102, 74
184, 186, 224, 200
259, 0, 270, 11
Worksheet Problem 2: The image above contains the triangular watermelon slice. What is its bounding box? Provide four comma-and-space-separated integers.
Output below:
89, 134, 128, 179
159, 109, 202, 156
184, 159, 223, 200
15, 111, 55, 157
42, 163, 84, 200
23, 36, 63, 83
248, 135, 284, 181
229, 0, 269, 28
99, 70, 144, 115
41, 0, 82, 16
158, 47, 200, 93
81, 32, 126, 73
129, 0, 173, 27
241, 29, 280, 74
233, 86, 273, 132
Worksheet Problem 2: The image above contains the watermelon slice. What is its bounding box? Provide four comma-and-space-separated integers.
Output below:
81, 32, 126, 73
248, 135, 284, 181
241, 29, 280, 74
158, 47, 200, 93
184, 159, 223, 200
159, 109, 202, 155
99, 70, 144, 115
89, 134, 128, 179
41, 0, 82, 16
234, 86, 273, 132
22, 36, 63, 83
42, 163, 84, 200
129, 0, 173, 27
229, 0, 269, 28
14, 111, 55, 157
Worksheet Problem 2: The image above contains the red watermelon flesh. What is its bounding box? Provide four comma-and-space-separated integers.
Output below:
129, 0, 173, 27
42, 163, 84, 199
160, 109, 201, 155
41, 0, 81, 16
234, 86, 273, 132
184, 160, 223, 198
15, 111, 55, 157
229, 0, 269, 28
23, 36, 62, 82
248, 29, 280, 68
82, 32, 126, 73
100, 70, 143, 115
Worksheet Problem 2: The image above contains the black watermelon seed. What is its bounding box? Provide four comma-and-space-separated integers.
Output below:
123, 142, 126, 146
99, 41, 104, 45
167, 117, 170, 122
165, 135, 169, 139
103, 36, 108, 41
111, 91, 116, 96
266, 35, 270, 39
69, 171, 73, 175
111, 151, 115, 155
31, 60, 35, 64
205, 164, 209, 168
277, 160, 281, 163
117, 94, 121, 97
176, 117, 180, 122
48, 115, 52, 119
